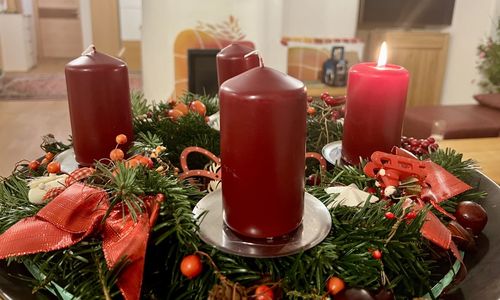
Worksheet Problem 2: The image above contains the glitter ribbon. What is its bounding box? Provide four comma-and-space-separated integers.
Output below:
0, 182, 164, 300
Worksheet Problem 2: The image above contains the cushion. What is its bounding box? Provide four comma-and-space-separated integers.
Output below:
473, 93, 500, 109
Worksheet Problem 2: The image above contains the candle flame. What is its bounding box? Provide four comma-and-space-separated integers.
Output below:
377, 42, 388, 67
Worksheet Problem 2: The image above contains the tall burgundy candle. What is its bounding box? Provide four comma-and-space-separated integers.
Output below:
216, 43, 260, 86
342, 43, 409, 165
65, 46, 134, 166
220, 65, 307, 239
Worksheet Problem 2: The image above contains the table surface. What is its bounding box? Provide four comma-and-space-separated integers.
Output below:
304, 80, 347, 97
440, 137, 500, 183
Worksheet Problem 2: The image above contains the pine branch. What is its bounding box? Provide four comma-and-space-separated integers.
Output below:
131, 91, 151, 116
0, 175, 40, 233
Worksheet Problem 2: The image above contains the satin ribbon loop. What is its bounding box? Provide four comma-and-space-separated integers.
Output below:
0, 182, 163, 300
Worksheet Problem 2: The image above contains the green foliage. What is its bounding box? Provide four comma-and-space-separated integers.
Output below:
134, 96, 220, 169
131, 91, 151, 116
0, 93, 489, 300
306, 101, 343, 153
477, 19, 500, 92
0, 175, 39, 233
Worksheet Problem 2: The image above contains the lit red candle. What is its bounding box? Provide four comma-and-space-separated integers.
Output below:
342, 42, 409, 165
65, 46, 134, 166
219, 64, 307, 239
216, 43, 260, 86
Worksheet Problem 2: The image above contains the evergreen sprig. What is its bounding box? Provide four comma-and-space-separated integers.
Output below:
0, 93, 490, 300
0, 174, 39, 233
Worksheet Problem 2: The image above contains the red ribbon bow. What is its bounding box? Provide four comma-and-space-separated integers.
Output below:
364, 150, 471, 264
0, 181, 164, 300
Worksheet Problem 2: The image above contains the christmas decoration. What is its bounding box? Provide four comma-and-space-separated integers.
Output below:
326, 276, 345, 295
454, 201, 488, 235
28, 160, 40, 171
189, 100, 207, 117
343, 288, 375, 300
180, 254, 203, 279
400, 136, 439, 156
110, 148, 125, 161
116, 134, 128, 145
372, 249, 382, 260
27, 174, 68, 204
254, 285, 274, 300
384, 212, 395, 220
0, 92, 492, 300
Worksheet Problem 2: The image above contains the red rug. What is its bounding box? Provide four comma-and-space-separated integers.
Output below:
0, 73, 142, 100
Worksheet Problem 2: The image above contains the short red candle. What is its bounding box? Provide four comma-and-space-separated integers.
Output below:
216, 43, 259, 86
220, 66, 307, 239
65, 47, 134, 166
342, 63, 409, 164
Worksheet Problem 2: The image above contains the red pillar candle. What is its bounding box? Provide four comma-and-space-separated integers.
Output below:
220, 65, 307, 239
65, 46, 134, 166
216, 43, 260, 86
342, 43, 409, 165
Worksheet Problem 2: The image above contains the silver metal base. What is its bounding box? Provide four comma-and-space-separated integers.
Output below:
193, 189, 332, 258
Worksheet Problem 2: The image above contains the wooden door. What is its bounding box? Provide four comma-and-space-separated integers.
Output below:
35, 0, 83, 57
365, 30, 449, 107
90, 0, 121, 57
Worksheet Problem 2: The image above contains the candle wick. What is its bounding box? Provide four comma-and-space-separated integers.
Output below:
244, 50, 263, 67
81, 44, 96, 56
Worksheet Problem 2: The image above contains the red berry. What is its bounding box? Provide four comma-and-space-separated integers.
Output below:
306, 174, 321, 186
327, 276, 345, 295
405, 211, 417, 220
372, 249, 382, 259
320, 92, 330, 100
427, 137, 436, 143
410, 139, 418, 146
167, 109, 184, 121
384, 212, 395, 219
115, 134, 128, 145
28, 160, 40, 171
110, 148, 125, 161
331, 110, 341, 121
307, 106, 316, 116
180, 254, 202, 279
45, 152, 55, 161
189, 100, 207, 117
138, 156, 154, 169
255, 285, 274, 300
307, 96, 314, 103
421, 141, 430, 148
366, 187, 377, 194
174, 102, 189, 115
46, 161, 61, 174
126, 158, 141, 168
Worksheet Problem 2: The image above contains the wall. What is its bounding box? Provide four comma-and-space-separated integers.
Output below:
119, 0, 141, 40
142, 0, 233, 102
440, 0, 500, 105
282, 0, 359, 38
141, 0, 360, 101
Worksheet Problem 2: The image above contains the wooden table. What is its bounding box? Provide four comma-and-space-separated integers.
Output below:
440, 137, 500, 183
